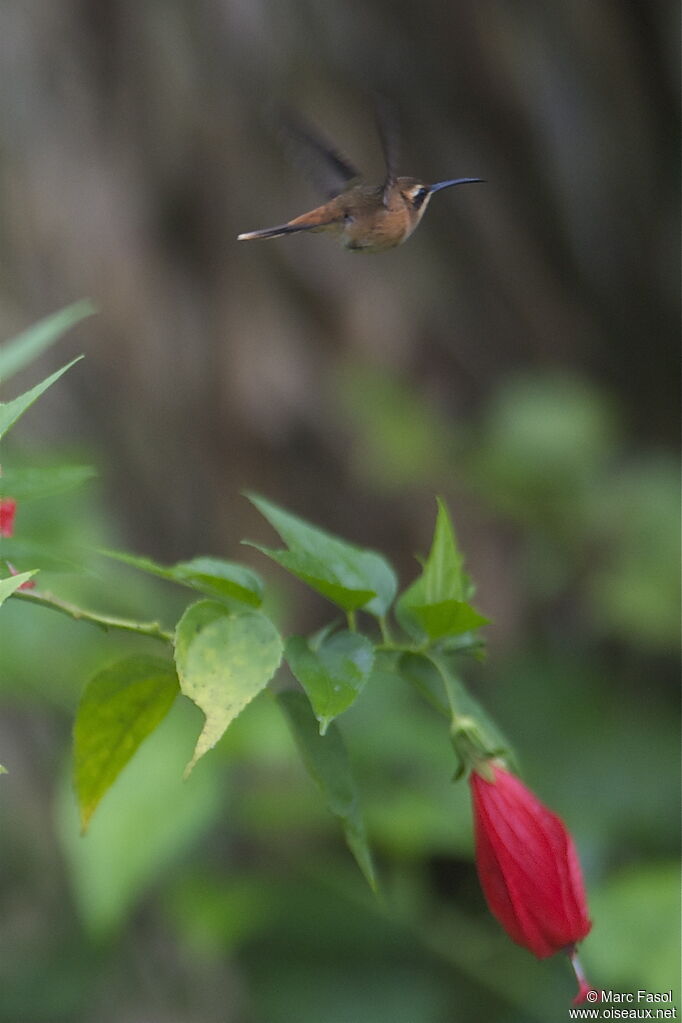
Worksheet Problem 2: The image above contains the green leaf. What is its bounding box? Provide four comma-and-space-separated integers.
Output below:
0, 571, 38, 606
407, 599, 489, 640
0, 537, 82, 572
396, 497, 489, 641
250, 545, 376, 612
285, 630, 374, 734
277, 689, 377, 891
246, 493, 397, 617
58, 703, 222, 937
0, 357, 83, 440
73, 655, 179, 833
174, 601, 283, 777
0, 464, 96, 501
0, 300, 94, 384
99, 549, 263, 607
172, 557, 263, 606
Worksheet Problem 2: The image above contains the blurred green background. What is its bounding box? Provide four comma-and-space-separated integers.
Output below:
0, 2, 679, 1022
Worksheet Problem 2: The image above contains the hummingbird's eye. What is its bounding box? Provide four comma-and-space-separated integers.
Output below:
410, 186, 429, 209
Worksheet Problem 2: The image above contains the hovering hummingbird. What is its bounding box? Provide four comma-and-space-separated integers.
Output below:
237, 106, 483, 253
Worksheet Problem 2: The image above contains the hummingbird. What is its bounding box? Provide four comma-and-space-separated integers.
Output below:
237, 106, 483, 253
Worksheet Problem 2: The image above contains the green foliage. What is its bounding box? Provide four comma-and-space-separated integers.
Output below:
100, 549, 264, 607
0, 310, 88, 632
285, 630, 374, 734
0, 357, 83, 440
76, 495, 488, 869
174, 601, 283, 777
0, 571, 38, 605
58, 703, 222, 938
0, 465, 97, 501
4, 374, 495, 881
278, 689, 377, 891
0, 307, 528, 890
246, 493, 397, 617
396, 497, 489, 642
73, 655, 179, 832
0, 309, 571, 896
0, 300, 94, 383
3, 307, 679, 1018
0, 537, 82, 572
588, 457, 680, 650
399, 653, 518, 775
585, 862, 681, 1006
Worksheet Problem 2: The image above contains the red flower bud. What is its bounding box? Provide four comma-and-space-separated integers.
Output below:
469, 763, 591, 960
0, 498, 17, 538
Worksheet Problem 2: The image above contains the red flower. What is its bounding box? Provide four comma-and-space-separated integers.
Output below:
0, 497, 35, 589
469, 763, 591, 960
0, 498, 16, 538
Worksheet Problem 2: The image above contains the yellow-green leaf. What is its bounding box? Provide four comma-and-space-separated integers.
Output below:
174, 601, 282, 777
0, 571, 38, 606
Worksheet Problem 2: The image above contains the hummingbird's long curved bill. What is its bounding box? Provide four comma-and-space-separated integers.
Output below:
429, 177, 485, 193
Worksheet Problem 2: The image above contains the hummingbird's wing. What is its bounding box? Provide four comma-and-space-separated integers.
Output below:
374, 94, 400, 206
276, 108, 361, 199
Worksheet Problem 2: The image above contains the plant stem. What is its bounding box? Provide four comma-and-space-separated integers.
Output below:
434, 656, 465, 723
346, 609, 357, 632
378, 615, 393, 645
12, 588, 173, 644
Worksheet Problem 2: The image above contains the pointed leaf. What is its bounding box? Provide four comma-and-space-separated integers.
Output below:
277, 689, 377, 891
0, 464, 96, 501
73, 655, 179, 833
285, 630, 374, 733
99, 549, 263, 607
249, 544, 375, 612
0, 357, 83, 440
0, 571, 38, 605
60, 706, 221, 937
397, 497, 489, 641
174, 601, 282, 777
173, 557, 264, 606
247, 493, 397, 616
0, 301, 94, 384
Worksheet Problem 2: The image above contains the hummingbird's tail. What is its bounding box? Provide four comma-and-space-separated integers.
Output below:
237, 223, 308, 241
238, 205, 341, 242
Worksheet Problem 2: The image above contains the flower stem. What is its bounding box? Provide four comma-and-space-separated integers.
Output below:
568, 948, 597, 1005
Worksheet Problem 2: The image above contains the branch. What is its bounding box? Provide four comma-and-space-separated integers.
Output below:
12, 588, 173, 644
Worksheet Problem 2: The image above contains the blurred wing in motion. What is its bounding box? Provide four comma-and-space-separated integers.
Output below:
374, 94, 400, 206
274, 107, 362, 199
